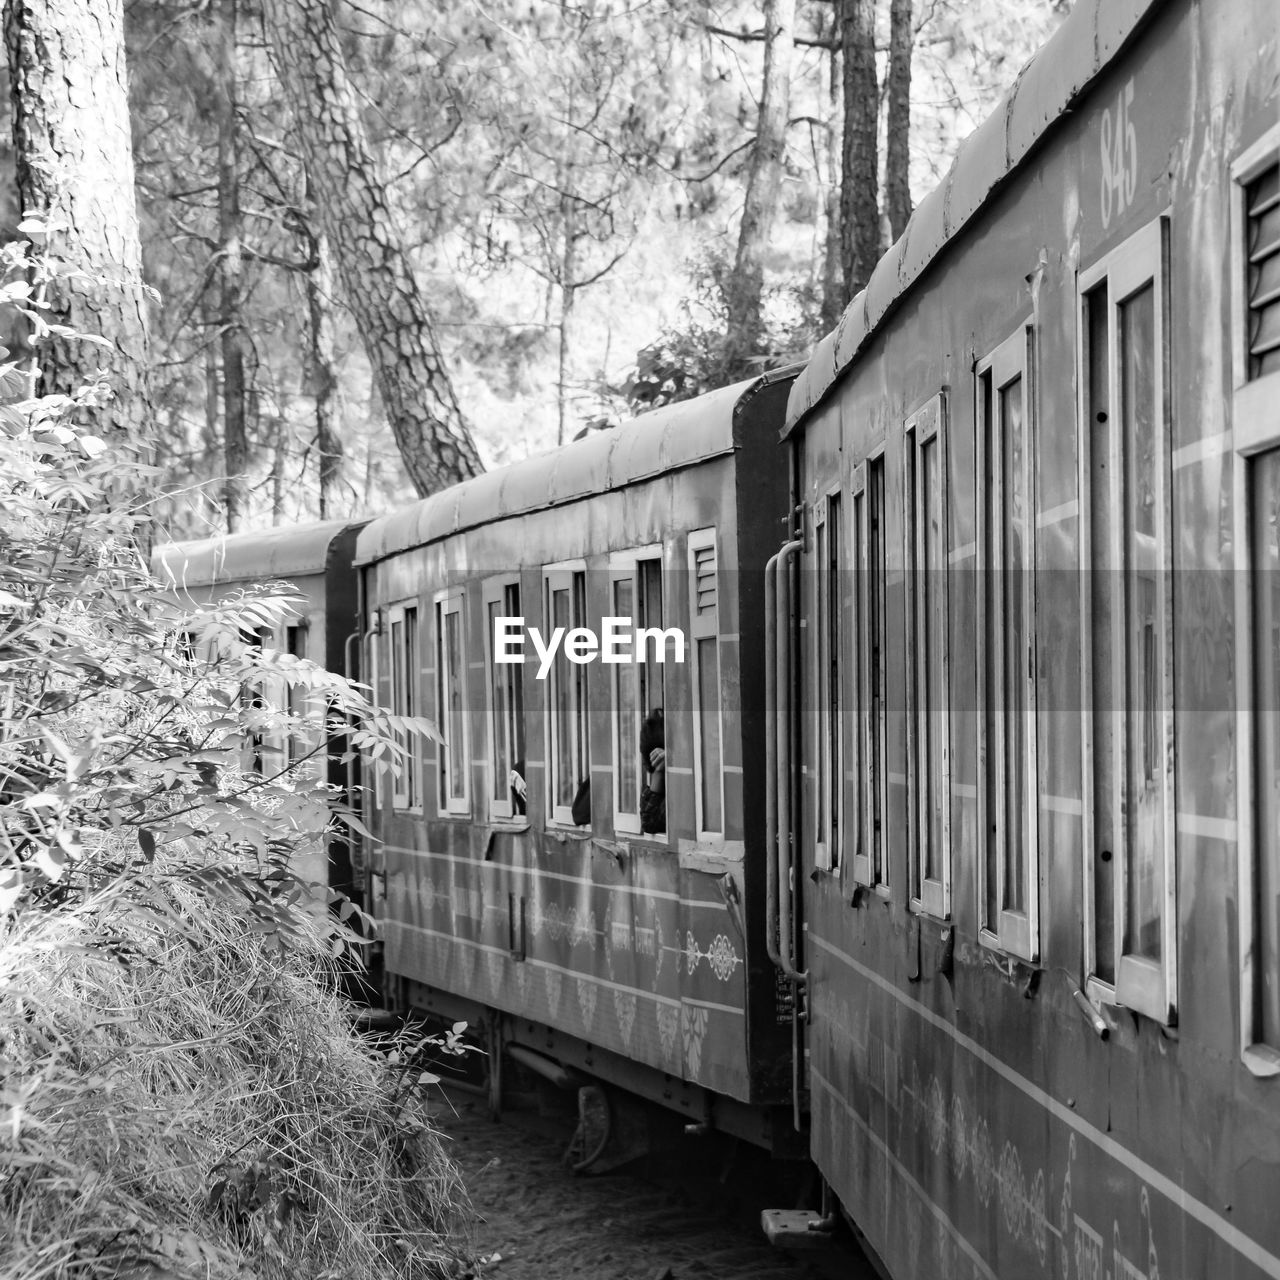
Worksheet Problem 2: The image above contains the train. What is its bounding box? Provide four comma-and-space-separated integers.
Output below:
154, 0, 1280, 1276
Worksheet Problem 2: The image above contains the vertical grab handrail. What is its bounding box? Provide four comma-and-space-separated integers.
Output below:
343, 629, 361, 867
771, 538, 807, 985
764, 549, 783, 975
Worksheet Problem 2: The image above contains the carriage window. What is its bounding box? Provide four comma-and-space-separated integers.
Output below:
1236, 134, 1280, 1067
1250, 447, 1280, 1048
434, 593, 467, 815
284, 623, 311, 770
1080, 218, 1173, 1022
390, 605, 421, 810
853, 457, 888, 889
906, 397, 950, 918
689, 530, 723, 837
241, 625, 277, 777
978, 335, 1037, 959
611, 551, 665, 836
815, 495, 844, 871
545, 567, 589, 825
484, 577, 525, 821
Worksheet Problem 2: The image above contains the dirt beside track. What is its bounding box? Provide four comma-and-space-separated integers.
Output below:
430, 1089, 875, 1280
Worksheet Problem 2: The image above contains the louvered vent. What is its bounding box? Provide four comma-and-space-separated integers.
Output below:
693, 544, 717, 615
1248, 161, 1280, 380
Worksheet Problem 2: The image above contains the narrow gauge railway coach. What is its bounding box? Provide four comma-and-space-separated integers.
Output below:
355, 372, 804, 1150
152, 519, 366, 902
775, 0, 1280, 1276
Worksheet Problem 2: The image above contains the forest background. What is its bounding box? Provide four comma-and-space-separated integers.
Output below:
2, 0, 1067, 537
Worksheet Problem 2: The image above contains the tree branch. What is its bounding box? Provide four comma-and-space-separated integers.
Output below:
700, 21, 835, 50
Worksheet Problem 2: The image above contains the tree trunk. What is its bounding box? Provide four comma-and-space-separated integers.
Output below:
306, 241, 343, 519
216, 0, 248, 532
302, 175, 343, 520
820, 33, 844, 333
5, 0, 151, 437
259, 0, 482, 497
839, 0, 880, 305
270, 405, 288, 525
557, 185, 577, 447
724, 0, 795, 375
885, 0, 913, 242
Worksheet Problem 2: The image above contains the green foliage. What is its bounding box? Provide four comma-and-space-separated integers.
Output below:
617, 252, 813, 409
0, 244, 466, 1278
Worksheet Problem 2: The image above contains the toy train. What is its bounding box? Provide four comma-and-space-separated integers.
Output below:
155, 0, 1280, 1275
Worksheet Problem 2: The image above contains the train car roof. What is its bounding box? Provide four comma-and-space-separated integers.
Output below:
355, 370, 792, 566
785, 0, 1165, 436
152, 518, 363, 589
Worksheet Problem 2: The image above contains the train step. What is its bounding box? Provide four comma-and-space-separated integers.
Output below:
759, 1209, 837, 1251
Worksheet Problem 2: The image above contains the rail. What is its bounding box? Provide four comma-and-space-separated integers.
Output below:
764, 539, 806, 985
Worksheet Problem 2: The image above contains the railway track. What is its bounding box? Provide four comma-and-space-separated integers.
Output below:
430, 1087, 878, 1280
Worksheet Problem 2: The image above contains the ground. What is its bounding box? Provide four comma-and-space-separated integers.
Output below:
431, 1087, 876, 1280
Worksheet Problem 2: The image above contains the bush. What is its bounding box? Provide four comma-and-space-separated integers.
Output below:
0, 244, 465, 1279
0, 867, 467, 1280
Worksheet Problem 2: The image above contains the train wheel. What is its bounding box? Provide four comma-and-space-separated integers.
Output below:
565, 1083, 612, 1173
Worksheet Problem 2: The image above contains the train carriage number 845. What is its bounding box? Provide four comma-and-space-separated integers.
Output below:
1100, 79, 1138, 230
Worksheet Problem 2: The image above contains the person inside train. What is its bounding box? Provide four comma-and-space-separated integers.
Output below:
571, 776, 591, 826
639, 707, 665, 834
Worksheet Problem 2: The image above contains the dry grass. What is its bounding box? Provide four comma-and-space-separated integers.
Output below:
0, 861, 469, 1280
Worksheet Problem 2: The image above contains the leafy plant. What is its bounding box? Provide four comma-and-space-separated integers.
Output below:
0, 236, 467, 1279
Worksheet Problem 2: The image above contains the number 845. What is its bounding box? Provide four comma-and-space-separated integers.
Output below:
1100, 79, 1138, 230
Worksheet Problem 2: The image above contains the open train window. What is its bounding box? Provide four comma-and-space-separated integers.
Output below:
688, 530, 724, 839
905, 394, 951, 919
1079, 216, 1175, 1023
813, 492, 845, 872
433, 592, 468, 816
852, 455, 888, 891
610, 548, 666, 838
284, 622, 313, 772
239, 624, 279, 777
1233, 124, 1280, 1073
390, 603, 422, 810
977, 333, 1038, 960
483, 576, 525, 823
544, 564, 589, 827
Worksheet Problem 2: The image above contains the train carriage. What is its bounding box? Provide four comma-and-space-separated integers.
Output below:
152, 519, 366, 901
777, 0, 1280, 1276
356, 371, 804, 1149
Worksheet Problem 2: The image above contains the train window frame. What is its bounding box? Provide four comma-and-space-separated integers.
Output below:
608, 546, 666, 840
904, 393, 952, 921
812, 489, 846, 873
433, 589, 469, 818
241, 624, 279, 778
976, 330, 1039, 961
388, 601, 423, 813
1233, 123, 1280, 1075
851, 450, 890, 894
482, 574, 526, 826
283, 621, 313, 773
543, 561, 591, 828
688, 528, 725, 842
1078, 215, 1176, 1024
